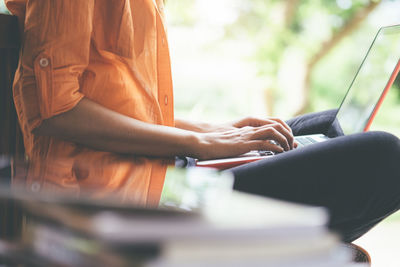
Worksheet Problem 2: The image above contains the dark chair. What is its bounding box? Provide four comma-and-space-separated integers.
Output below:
0, 14, 24, 157
0, 13, 24, 243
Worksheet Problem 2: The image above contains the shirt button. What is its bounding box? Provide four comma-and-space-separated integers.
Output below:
164, 95, 168, 105
39, 58, 49, 68
162, 37, 166, 46
31, 182, 41, 192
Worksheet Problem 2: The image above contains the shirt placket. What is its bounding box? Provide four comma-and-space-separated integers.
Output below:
154, 3, 174, 126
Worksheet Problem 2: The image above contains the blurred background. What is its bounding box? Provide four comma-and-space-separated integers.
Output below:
164, 0, 400, 136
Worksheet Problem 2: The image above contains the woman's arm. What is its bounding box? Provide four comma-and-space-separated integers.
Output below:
175, 117, 295, 149
34, 98, 199, 158
34, 98, 294, 160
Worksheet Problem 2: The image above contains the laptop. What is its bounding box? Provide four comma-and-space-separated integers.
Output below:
197, 24, 400, 169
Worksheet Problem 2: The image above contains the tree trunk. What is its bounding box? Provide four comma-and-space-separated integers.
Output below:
295, 0, 381, 115
284, 0, 301, 27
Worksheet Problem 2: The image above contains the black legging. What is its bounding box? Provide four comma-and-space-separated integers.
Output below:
228, 109, 400, 242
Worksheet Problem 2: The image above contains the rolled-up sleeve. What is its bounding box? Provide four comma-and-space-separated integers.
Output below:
20, 0, 94, 130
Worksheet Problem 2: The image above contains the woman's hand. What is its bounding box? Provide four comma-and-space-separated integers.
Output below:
176, 116, 295, 159
191, 121, 295, 160
230, 116, 296, 150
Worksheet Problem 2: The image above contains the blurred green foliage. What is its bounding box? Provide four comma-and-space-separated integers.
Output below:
166, 0, 400, 136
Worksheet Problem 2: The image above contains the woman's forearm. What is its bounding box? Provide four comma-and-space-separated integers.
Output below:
34, 98, 294, 160
33, 98, 201, 158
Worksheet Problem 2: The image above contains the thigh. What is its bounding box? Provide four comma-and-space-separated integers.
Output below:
228, 131, 400, 242
286, 109, 344, 137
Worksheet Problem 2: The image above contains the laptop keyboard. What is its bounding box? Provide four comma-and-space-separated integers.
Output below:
295, 136, 319, 146
257, 150, 275, 156
241, 150, 275, 157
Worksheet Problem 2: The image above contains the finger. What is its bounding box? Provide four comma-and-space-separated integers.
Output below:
248, 117, 294, 150
233, 123, 292, 151
260, 123, 294, 150
234, 117, 275, 128
253, 127, 290, 151
247, 140, 284, 153
268, 119, 294, 149
269, 118, 293, 134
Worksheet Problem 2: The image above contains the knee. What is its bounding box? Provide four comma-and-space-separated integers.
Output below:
362, 131, 400, 185
365, 131, 399, 156
342, 131, 399, 174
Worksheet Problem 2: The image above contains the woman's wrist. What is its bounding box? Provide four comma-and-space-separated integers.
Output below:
183, 131, 206, 159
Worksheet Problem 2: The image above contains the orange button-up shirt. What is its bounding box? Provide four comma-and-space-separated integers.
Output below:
6, 0, 174, 206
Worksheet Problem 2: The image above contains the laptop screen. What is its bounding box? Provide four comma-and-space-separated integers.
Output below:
336, 25, 400, 135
